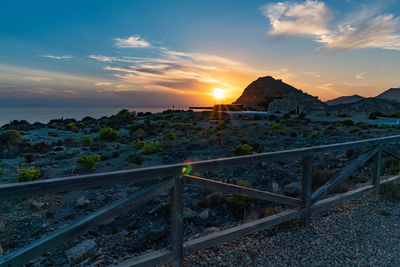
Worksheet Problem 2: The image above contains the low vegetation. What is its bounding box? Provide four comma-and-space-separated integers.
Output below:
231, 144, 253, 156
379, 180, 400, 201
17, 166, 41, 182
75, 154, 101, 170
98, 127, 118, 141
140, 140, 163, 155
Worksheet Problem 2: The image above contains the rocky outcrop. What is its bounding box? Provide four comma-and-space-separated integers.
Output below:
328, 98, 400, 116
234, 76, 326, 113
375, 88, 400, 102
325, 95, 365, 106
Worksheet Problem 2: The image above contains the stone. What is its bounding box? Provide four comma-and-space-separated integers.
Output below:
76, 196, 90, 208
65, 239, 97, 261
271, 181, 280, 193
29, 199, 44, 210
183, 208, 197, 220
283, 182, 302, 196
199, 208, 211, 220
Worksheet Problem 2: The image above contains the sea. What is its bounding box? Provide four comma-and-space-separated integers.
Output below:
0, 106, 188, 127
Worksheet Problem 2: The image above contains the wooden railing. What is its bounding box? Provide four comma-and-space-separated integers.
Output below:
1, 135, 400, 266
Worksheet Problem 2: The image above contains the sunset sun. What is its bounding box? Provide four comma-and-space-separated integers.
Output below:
213, 88, 225, 100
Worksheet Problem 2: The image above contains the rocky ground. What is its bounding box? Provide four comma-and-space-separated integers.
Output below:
185, 196, 400, 267
0, 109, 400, 266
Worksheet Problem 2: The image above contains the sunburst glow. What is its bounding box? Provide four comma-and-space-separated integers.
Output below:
213, 88, 225, 100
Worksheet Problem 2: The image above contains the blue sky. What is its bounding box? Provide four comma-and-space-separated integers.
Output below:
1, 0, 400, 106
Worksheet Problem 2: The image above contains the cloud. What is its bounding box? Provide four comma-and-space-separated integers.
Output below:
95, 82, 112, 86
22, 76, 52, 82
262, 1, 400, 52
40, 55, 72, 59
355, 72, 366, 79
114, 35, 150, 48
319, 14, 400, 52
261, 0, 331, 36
303, 71, 321, 78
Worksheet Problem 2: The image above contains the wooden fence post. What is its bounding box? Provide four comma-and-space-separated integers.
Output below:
171, 175, 183, 267
301, 155, 312, 227
372, 145, 382, 194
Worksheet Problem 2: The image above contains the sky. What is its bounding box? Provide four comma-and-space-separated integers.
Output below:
1, 0, 400, 107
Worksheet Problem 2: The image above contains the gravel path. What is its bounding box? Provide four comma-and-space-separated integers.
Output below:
184, 196, 400, 267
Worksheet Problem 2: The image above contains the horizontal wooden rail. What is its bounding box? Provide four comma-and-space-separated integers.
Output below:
2, 135, 400, 200
114, 175, 400, 267
382, 148, 400, 161
0, 179, 173, 267
184, 174, 302, 206
311, 146, 379, 202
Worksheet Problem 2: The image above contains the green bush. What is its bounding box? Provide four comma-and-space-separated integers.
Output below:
128, 153, 145, 165
133, 128, 146, 139
98, 127, 118, 141
231, 144, 253, 156
379, 181, 400, 201
17, 166, 41, 182
172, 122, 183, 129
164, 132, 177, 141
228, 180, 255, 218
378, 124, 389, 129
342, 119, 355, 126
131, 139, 147, 149
75, 154, 101, 170
65, 122, 79, 132
0, 130, 21, 146
49, 122, 58, 129
140, 140, 163, 155
157, 120, 169, 128
269, 123, 282, 130
81, 135, 93, 145
216, 122, 228, 131
311, 132, 319, 138
282, 118, 295, 126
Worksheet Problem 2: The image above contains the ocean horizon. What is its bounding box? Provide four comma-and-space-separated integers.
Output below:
0, 106, 187, 127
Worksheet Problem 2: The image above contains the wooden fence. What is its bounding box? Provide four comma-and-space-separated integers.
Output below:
1, 135, 400, 266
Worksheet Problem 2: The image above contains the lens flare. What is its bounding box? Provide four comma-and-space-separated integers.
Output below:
212, 88, 224, 100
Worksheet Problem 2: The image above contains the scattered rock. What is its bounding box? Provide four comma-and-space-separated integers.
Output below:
283, 182, 302, 196
29, 199, 44, 210
199, 208, 211, 220
76, 196, 90, 208
183, 208, 197, 220
65, 239, 97, 262
271, 181, 280, 193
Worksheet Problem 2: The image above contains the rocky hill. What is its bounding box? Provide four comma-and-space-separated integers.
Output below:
375, 88, 400, 102
325, 95, 365, 106
233, 76, 326, 113
328, 98, 400, 117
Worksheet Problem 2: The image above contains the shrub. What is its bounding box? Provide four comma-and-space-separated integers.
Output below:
258, 207, 280, 218
249, 142, 261, 152
282, 118, 295, 126
312, 167, 336, 190
49, 122, 58, 129
231, 144, 253, 156
0, 168, 2, 175
269, 123, 282, 130
157, 120, 169, 128
131, 139, 147, 150
311, 132, 319, 138
98, 127, 118, 141
164, 132, 177, 141
342, 119, 355, 126
172, 122, 183, 129
75, 154, 101, 170
0, 130, 21, 146
81, 135, 93, 145
349, 128, 359, 134
17, 166, 41, 182
384, 160, 400, 175
228, 180, 255, 218
65, 122, 79, 132
140, 140, 163, 155
216, 122, 228, 131
378, 124, 388, 129
379, 180, 400, 201
128, 153, 145, 165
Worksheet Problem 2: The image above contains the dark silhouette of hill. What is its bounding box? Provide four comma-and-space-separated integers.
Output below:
234, 76, 325, 112
325, 95, 365, 106
375, 88, 400, 102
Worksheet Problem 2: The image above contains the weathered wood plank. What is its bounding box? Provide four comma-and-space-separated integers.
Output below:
112, 174, 400, 267
312, 175, 400, 212
184, 174, 302, 206
114, 249, 173, 267
0, 165, 182, 201
301, 155, 312, 227
311, 146, 379, 203
171, 175, 183, 267
184, 208, 303, 253
382, 148, 400, 161
0, 179, 174, 267
2, 135, 400, 200
372, 145, 382, 193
